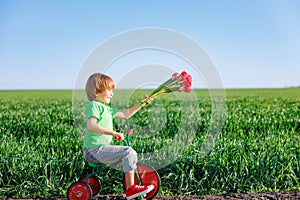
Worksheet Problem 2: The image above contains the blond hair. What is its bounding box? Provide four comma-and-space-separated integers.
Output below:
85, 73, 115, 101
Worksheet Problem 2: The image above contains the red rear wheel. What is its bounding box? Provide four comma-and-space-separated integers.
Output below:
67, 181, 92, 200
79, 175, 101, 196
123, 164, 160, 200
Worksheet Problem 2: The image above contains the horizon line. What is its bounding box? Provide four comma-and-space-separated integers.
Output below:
0, 86, 300, 91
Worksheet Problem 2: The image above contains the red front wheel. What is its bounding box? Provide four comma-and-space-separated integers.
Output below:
67, 181, 92, 200
123, 164, 160, 200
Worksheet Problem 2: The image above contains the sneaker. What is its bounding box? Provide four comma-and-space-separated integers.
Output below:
123, 184, 154, 200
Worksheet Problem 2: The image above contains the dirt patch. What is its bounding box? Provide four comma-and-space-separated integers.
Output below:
153, 191, 300, 199
4, 191, 300, 200
97, 191, 299, 199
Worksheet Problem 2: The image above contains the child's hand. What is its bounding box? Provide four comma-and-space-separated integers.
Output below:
114, 132, 124, 141
143, 95, 153, 105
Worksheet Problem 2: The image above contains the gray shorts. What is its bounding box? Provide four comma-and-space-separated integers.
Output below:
83, 145, 137, 173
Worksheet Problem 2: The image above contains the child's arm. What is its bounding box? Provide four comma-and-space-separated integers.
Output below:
115, 104, 141, 119
87, 117, 124, 140
115, 96, 152, 119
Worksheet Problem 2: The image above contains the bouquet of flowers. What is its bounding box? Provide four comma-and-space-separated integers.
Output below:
140, 71, 192, 107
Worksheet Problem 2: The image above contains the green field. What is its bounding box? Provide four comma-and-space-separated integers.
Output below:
0, 88, 299, 198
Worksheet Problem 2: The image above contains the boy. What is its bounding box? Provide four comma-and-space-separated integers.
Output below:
83, 73, 154, 199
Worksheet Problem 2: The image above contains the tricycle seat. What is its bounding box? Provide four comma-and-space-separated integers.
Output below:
88, 162, 106, 168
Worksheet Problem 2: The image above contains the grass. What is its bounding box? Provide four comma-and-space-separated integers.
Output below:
0, 88, 299, 197
0, 90, 73, 99
1, 88, 300, 100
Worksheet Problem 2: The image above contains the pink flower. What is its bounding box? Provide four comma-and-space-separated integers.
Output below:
183, 79, 192, 87
140, 71, 193, 107
172, 72, 179, 78
127, 128, 133, 136
184, 86, 192, 92
180, 71, 189, 79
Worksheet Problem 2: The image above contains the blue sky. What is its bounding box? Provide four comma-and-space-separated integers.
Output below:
1, 0, 300, 89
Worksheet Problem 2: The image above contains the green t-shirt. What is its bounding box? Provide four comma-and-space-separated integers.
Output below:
83, 101, 118, 148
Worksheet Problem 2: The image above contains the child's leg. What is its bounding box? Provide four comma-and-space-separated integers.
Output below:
125, 170, 135, 190
84, 145, 138, 175
123, 170, 155, 199
84, 145, 154, 198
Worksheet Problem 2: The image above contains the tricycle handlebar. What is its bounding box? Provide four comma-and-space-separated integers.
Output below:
114, 128, 133, 146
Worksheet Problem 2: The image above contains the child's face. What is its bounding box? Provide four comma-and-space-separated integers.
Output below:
95, 89, 113, 104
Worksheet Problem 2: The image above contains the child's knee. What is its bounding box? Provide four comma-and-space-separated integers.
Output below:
122, 147, 138, 172
125, 147, 137, 160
